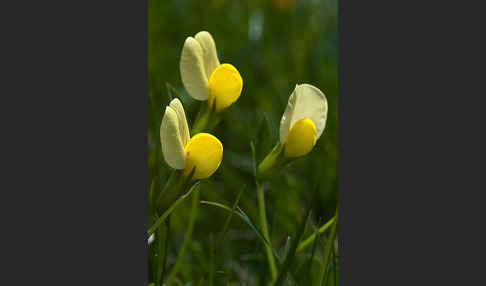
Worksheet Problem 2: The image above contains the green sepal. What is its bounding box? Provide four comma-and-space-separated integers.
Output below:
257, 143, 288, 179
156, 167, 196, 215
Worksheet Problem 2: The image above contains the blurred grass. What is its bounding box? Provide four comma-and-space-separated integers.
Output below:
149, 0, 338, 284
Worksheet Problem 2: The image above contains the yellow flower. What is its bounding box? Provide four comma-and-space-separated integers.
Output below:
280, 84, 328, 157
180, 31, 243, 112
160, 98, 223, 180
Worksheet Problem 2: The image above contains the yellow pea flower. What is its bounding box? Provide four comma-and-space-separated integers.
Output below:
257, 84, 327, 177
280, 84, 328, 157
180, 31, 243, 112
160, 98, 223, 180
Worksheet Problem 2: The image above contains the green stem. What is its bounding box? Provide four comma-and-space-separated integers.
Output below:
318, 209, 338, 286
257, 183, 278, 281
166, 189, 200, 286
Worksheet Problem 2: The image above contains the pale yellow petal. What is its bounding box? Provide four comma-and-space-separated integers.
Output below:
208, 64, 243, 112
183, 133, 223, 180
279, 85, 298, 143
194, 31, 220, 81
169, 98, 190, 146
280, 84, 327, 142
180, 37, 209, 100
160, 106, 186, 169
284, 118, 317, 158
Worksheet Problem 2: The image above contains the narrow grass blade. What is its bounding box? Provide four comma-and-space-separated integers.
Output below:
296, 216, 336, 253
200, 200, 233, 212
250, 141, 257, 179
200, 201, 281, 262
308, 218, 322, 277
155, 218, 166, 286
161, 216, 171, 284
273, 209, 311, 286
148, 182, 200, 237
209, 233, 215, 286
297, 216, 322, 284
236, 205, 282, 262
217, 185, 247, 246
166, 189, 200, 286
318, 209, 338, 286
279, 236, 292, 263
156, 168, 195, 217
148, 177, 156, 214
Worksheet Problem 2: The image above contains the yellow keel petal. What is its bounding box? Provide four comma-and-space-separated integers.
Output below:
208, 64, 243, 112
284, 118, 317, 158
184, 133, 223, 180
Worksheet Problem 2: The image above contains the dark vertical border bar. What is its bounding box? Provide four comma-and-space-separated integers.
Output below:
336, 0, 482, 284
1, 0, 147, 284
337, 0, 344, 283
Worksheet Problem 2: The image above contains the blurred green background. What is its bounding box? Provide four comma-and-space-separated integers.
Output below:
148, 0, 338, 284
